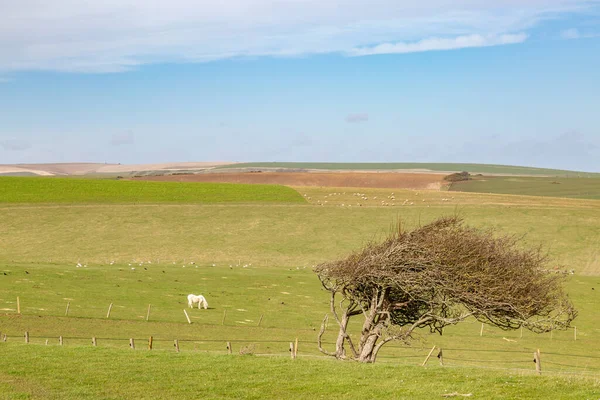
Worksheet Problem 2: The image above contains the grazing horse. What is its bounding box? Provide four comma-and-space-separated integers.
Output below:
187, 294, 208, 309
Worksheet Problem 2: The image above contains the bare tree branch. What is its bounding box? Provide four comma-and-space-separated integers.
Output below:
314, 216, 577, 363
317, 314, 336, 357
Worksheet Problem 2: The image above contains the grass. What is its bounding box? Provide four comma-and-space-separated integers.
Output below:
450, 176, 600, 200
215, 162, 600, 177
1, 178, 600, 398
2, 346, 599, 400
1, 265, 600, 398
1, 263, 598, 354
0, 263, 323, 332
0, 177, 306, 204
1, 187, 598, 274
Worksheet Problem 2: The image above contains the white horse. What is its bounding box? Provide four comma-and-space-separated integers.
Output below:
187, 294, 208, 309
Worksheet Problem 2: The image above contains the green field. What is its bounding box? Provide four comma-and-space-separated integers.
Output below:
450, 176, 600, 200
2, 186, 598, 274
216, 162, 600, 177
2, 263, 600, 398
0, 177, 305, 204
1, 178, 600, 398
2, 346, 599, 400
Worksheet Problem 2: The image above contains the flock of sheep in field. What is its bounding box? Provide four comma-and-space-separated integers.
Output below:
310, 190, 456, 207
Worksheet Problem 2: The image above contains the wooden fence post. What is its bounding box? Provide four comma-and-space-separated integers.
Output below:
148, 336, 153, 350
290, 342, 295, 359
106, 303, 113, 319
45, 339, 48, 345
520, 327, 523, 338
480, 323, 484, 337
146, 304, 151, 322
92, 337, 97, 347
534, 349, 542, 375
65, 301, 70, 317
574, 326, 577, 341
183, 309, 192, 324
25, 331, 29, 344
437, 349, 444, 366
222, 309, 227, 325
59, 336, 63, 346
17, 296, 20, 314
174, 340, 180, 353
129, 338, 135, 350
294, 338, 299, 359
422, 346, 437, 366
227, 342, 232, 355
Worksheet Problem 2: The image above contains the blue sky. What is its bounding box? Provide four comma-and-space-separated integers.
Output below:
1, 0, 599, 171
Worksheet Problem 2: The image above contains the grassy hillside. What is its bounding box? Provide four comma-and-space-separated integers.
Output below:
0, 177, 305, 204
1, 182, 599, 398
1, 187, 598, 274
449, 176, 600, 200
216, 162, 600, 177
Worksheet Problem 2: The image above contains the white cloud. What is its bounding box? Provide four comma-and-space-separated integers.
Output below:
0, 0, 598, 72
349, 33, 528, 56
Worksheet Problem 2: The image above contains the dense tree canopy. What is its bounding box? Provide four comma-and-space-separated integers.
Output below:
315, 216, 576, 363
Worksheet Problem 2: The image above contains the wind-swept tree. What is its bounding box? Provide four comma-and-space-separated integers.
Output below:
315, 216, 576, 363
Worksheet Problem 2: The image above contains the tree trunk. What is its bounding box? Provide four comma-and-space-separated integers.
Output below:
358, 333, 378, 362
335, 312, 350, 358
358, 317, 386, 363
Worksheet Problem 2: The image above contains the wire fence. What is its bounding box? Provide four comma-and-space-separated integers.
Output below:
2, 330, 600, 378
2, 296, 600, 378
0, 297, 309, 328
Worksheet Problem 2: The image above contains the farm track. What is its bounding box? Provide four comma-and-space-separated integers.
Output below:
0, 200, 597, 210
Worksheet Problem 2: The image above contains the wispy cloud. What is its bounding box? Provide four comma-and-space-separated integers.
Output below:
346, 113, 369, 123
0, 1, 598, 73
1, 139, 31, 151
560, 28, 600, 39
562, 28, 583, 38
349, 33, 528, 56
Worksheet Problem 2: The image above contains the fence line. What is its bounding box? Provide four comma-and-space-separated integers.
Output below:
2, 300, 589, 344
0, 332, 597, 355
12, 334, 310, 344
2, 332, 600, 377
1, 302, 305, 332
544, 360, 600, 371
444, 357, 531, 364
2, 298, 598, 378
3, 314, 588, 346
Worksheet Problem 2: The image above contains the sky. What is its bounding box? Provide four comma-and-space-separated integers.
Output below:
1, 0, 599, 171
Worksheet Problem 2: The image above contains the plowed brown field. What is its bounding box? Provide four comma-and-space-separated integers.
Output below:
135, 172, 445, 190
